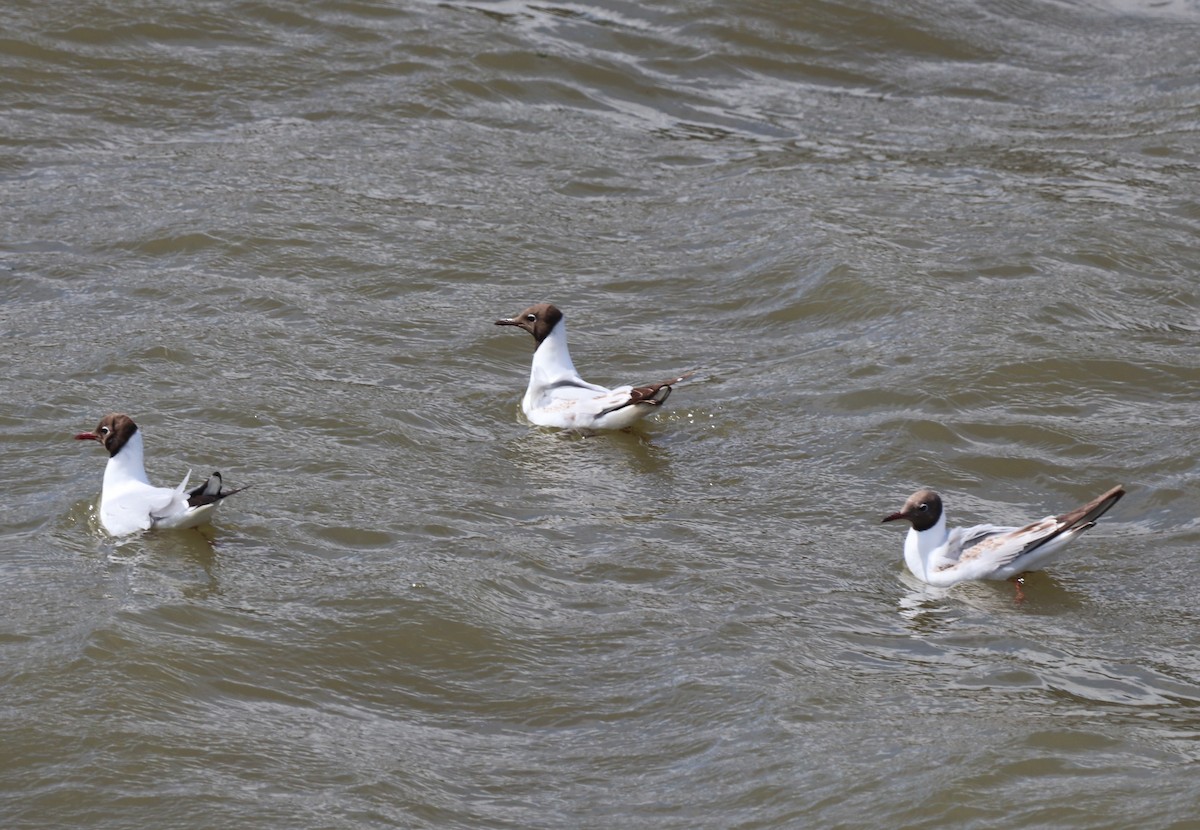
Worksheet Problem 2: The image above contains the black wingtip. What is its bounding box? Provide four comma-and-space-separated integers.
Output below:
187, 472, 249, 508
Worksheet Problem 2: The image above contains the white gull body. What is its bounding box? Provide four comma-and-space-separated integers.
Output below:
76, 413, 244, 536
496, 303, 692, 430
882, 486, 1125, 587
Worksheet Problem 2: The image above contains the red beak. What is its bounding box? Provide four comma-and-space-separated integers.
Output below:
881, 510, 909, 524
75, 432, 99, 441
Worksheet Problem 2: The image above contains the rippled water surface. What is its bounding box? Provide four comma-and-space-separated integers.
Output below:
3, 0, 1199, 827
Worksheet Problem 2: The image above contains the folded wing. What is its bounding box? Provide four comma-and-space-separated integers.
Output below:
942, 486, 1125, 579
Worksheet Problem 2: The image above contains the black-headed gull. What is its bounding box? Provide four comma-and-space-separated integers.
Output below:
75, 413, 246, 536
881, 485, 1125, 586
495, 303, 693, 430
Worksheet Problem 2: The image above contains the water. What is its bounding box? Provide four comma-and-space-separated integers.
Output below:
3, 0, 1199, 827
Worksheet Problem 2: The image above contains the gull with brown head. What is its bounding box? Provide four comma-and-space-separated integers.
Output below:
495, 303, 693, 431
75, 413, 246, 536
881, 485, 1125, 586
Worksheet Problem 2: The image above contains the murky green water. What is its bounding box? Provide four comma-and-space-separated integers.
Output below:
3, 1, 1199, 827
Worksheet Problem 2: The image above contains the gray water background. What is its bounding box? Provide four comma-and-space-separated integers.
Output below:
2, 1, 1199, 827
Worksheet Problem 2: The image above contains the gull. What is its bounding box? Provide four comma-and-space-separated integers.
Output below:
881, 485, 1125, 586
75, 413, 246, 536
495, 302, 692, 430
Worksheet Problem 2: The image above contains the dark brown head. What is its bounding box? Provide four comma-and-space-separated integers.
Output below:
75, 413, 139, 458
881, 488, 943, 532
495, 303, 564, 346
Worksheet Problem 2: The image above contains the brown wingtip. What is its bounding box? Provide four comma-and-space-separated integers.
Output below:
595, 371, 695, 417
1056, 485, 1125, 528
627, 371, 695, 404
1091, 484, 1126, 508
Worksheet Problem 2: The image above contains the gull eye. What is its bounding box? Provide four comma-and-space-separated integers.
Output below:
100, 427, 110, 435
525, 313, 537, 322
917, 502, 928, 513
